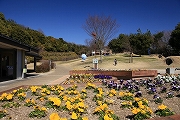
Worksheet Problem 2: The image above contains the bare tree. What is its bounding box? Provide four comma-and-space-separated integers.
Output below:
162, 30, 172, 44
83, 15, 119, 62
85, 38, 96, 56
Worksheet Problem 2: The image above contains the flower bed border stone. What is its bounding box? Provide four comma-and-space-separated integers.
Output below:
69, 69, 158, 79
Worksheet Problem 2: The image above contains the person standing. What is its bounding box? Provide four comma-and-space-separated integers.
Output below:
114, 59, 117, 66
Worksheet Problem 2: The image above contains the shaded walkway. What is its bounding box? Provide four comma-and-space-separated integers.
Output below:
0, 63, 70, 92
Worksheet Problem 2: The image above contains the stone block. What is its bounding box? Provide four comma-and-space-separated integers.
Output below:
166, 68, 175, 74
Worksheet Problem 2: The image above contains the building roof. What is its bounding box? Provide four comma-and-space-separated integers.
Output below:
0, 34, 41, 59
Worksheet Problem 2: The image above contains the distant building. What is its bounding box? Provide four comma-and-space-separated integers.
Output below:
0, 34, 41, 81
92, 48, 112, 56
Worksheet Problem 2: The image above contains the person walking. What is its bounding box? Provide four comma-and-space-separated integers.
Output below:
114, 59, 117, 66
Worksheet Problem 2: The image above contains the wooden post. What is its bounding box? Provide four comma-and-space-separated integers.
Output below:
34, 57, 37, 72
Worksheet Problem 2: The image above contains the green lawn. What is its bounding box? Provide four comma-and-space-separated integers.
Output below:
57, 53, 179, 70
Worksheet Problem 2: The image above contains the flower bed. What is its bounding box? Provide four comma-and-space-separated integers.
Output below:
0, 74, 180, 120
61, 74, 113, 85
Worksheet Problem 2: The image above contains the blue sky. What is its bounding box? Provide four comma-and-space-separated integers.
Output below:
0, 0, 180, 45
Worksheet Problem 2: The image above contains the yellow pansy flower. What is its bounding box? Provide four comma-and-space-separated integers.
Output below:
41, 107, 47, 111
25, 99, 31, 103
70, 98, 75, 103
147, 107, 153, 114
82, 116, 88, 120
41, 88, 47, 93
63, 96, 68, 101
41, 93, 47, 96
78, 102, 85, 108
105, 109, 114, 114
121, 101, 127, 105
78, 108, 84, 113
143, 98, 148, 104
33, 105, 40, 110
78, 97, 83, 102
140, 109, 146, 114
109, 93, 113, 97
81, 89, 86, 93
59, 85, 64, 90
46, 90, 51, 95
132, 107, 141, 114
60, 118, 67, 120
110, 89, 116, 95
127, 92, 133, 96
138, 101, 143, 106
104, 113, 113, 120
39, 97, 45, 102
98, 87, 103, 92
1, 93, 7, 97
134, 97, 140, 101
96, 94, 102, 97
97, 100, 102, 105
94, 107, 101, 112
139, 104, 145, 109
158, 104, 167, 110
53, 99, 61, 106
71, 112, 78, 119
6, 94, 13, 100
12, 90, 17, 93
31, 99, 35, 104
18, 92, 26, 97
30, 86, 39, 92
49, 113, 60, 120
100, 104, 108, 111
49, 97, 61, 106
66, 101, 72, 110
119, 92, 124, 97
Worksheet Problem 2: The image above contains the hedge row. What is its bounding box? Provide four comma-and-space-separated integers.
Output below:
40, 51, 79, 61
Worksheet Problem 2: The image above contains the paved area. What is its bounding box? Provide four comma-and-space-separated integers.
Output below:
1, 63, 180, 93
0, 64, 70, 92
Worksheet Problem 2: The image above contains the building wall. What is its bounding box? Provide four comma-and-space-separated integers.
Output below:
0, 49, 15, 79
16, 49, 25, 79
0, 49, 27, 80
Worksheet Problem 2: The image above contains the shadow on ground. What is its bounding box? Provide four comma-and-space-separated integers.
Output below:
26, 69, 40, 78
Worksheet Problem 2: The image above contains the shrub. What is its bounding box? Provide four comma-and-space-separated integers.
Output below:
35, 61, 50, 73
51, 62, 56, 69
